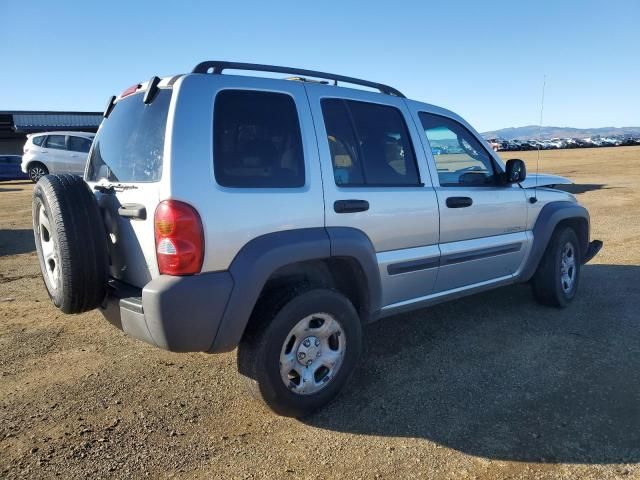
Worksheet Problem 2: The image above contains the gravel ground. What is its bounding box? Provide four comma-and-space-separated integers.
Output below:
1, 146, 639, 479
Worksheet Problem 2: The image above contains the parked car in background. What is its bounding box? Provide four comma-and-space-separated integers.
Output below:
0, 155, 28, 180
21, 131, 95, 182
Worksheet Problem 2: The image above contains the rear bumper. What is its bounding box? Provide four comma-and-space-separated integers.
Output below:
100, 273, 233, 352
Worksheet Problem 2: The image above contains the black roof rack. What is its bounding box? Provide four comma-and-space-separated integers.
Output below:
191, 61, 406, 98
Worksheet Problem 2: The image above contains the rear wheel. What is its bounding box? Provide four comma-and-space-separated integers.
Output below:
32, 174, 109, 313
28, 163, 48, 183
532, 226, 581, 307
237, 289, 362, 417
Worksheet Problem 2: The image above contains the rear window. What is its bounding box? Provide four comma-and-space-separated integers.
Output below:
45, 135, 66, 150
87, 89, 171, 182
0, 156, 20, 164
68, 136, 93, 153
321, 99, 420, 186
213, 90, 305, 188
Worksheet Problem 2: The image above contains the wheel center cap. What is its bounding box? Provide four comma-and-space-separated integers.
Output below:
296, 336, 321, 366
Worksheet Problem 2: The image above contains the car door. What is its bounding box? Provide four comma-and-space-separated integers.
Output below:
42, 134, 69, 173
305, 84, 440, 309
411, 107, 530, 292
66, 135, 92, 175
0, 156, 12, 179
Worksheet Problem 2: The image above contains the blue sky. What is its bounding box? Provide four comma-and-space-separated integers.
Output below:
1, 0, 638, 132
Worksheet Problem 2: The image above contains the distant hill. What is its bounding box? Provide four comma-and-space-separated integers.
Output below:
482, 126, 640, 141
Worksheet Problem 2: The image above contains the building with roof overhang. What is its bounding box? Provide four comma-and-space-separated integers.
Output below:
0, 111, 102, 154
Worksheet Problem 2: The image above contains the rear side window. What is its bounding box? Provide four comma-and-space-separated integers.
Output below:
67, 136, 92, 153
45, 135, 66, 150
32, 135, 45, 146
213, 90, 304, 188
321, 99, 420, 186
87, 89, 171, 182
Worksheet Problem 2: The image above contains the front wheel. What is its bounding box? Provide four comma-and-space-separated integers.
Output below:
237, 289, 362, 417
532, 226, 581, 307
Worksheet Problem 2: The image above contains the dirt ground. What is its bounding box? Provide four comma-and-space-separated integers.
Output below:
1, 146, 639, 479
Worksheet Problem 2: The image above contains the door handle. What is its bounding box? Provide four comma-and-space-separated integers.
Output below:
118, 203, 147, 220
446, 196, 473, 208
334, 199, 369, 213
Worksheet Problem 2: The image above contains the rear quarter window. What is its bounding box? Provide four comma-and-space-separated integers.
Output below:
32, 135, 45, 146
86, 89, 171, 182
213, 90, 305, 188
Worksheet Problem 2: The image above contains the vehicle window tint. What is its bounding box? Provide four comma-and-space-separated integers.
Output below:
32, 135, 45, 146
0, 156, 20, 164
67, 136, 92, 153
87, 89, 171, 183
419, 113, 496, 186
214, 90, 304, 188
321, 99, 419, 186
45, 135, 66, 150
321, 99, 363, 185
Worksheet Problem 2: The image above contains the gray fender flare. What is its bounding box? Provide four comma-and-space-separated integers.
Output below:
209, 227, 382, 353
519, 201, 590, 282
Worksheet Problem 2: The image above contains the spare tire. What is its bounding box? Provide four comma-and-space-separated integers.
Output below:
32, 174, 109, 314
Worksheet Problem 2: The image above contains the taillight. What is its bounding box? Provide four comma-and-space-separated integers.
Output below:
154, 200, 204, 275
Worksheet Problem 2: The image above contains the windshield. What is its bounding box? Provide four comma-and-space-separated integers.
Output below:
86, 89, 171, 182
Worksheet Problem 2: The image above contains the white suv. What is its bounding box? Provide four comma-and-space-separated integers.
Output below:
22, 131, 95, 182
31, 62, 602, 417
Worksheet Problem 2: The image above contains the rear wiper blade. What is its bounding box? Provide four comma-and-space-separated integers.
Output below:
94, 182, 138, 193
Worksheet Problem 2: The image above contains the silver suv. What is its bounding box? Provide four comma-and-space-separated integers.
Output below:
32, 61, 602, 417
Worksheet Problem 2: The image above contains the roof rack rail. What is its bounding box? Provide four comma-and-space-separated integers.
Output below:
191, 61, 406, 98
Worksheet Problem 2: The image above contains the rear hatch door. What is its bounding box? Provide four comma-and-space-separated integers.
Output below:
85, 86, 173, 288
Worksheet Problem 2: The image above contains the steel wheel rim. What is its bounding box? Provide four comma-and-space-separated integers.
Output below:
560, 242, 576, 293
279, 312, 346, 395
30, 167, 45, 181
38, 205, 59, 290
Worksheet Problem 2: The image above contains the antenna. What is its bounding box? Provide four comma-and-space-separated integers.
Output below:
532, 75, 546, 203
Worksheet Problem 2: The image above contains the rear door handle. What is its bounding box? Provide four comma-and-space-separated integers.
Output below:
446, 196, 473, 208
334, 199, 369, 213
118, 203, 147, 220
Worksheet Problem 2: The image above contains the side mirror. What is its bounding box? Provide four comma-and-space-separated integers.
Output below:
504, 159, 527, 184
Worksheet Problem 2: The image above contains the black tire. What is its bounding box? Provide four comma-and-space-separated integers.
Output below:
237, 288, 362, 418
532, 226, 581, 308
32, 174, 109, 314
28, 162, 48, 183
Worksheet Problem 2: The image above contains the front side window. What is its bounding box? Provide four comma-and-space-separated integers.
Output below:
67, 136, 92, 153
419, 113, 497, 187
214, 90, 305, 188
321, 99, 420, 186
45, 135, 66, 150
